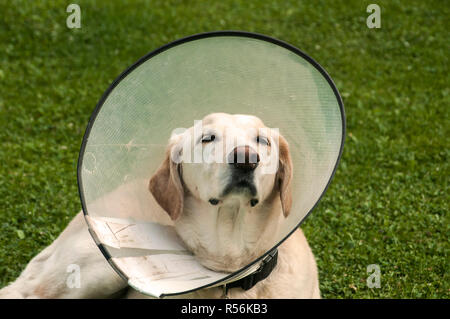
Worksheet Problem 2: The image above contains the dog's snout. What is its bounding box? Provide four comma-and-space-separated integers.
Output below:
228, 145, 260, 171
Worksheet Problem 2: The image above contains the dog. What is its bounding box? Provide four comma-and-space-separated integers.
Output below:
0, 113, 320, 299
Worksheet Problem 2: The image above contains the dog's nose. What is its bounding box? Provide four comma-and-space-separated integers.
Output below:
228, 145, 260, 171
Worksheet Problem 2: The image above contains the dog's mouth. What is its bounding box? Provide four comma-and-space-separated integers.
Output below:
232, 180, 257, 194
224, 173, 257, 196
208, 175, 259, 207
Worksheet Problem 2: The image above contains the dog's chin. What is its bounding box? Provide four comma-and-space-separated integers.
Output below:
175, 187, 278, 274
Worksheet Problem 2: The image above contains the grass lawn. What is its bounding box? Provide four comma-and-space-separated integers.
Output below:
0, 0, 448, 298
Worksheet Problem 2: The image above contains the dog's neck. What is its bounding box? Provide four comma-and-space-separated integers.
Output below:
174, 190, 283, 272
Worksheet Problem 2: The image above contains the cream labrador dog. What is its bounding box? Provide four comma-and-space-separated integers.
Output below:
0, 113, 320, 299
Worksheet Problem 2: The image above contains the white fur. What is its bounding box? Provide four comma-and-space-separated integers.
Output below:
0, 113, 320, 299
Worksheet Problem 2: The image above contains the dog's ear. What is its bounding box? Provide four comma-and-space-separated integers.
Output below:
276, 134, 293, 217
149, 143, 184, 221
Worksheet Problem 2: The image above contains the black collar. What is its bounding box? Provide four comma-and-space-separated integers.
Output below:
224, 249, 278, 293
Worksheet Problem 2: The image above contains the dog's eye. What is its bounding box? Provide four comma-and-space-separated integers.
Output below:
256, 136, 270, 146
201, 134, 215, 143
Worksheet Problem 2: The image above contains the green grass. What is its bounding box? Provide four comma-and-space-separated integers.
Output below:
0, 0, 448, 298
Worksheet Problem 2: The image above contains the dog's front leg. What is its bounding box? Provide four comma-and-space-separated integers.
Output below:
0, 212, 127, 298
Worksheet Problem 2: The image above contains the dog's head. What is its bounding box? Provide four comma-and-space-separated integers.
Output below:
149, 113, 293, 271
